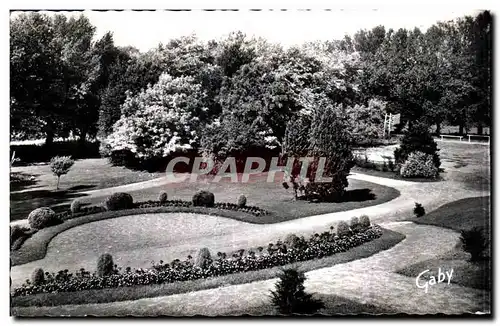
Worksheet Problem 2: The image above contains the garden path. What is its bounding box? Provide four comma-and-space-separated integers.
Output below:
11, 221, 490, 316
10, 171, 488, 288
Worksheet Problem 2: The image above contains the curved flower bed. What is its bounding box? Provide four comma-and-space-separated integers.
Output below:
13, 224, 383, 297
59, 200, 270, 221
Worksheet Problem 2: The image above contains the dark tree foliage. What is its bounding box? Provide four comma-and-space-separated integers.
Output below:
270, 268, 325, 315
394, 120, 441, 169
460, 227, 488, 262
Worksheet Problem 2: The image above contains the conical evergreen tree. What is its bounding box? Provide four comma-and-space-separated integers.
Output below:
270, 268, 325, 315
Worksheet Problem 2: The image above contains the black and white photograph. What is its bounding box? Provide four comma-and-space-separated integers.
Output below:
8, 4, 492, 317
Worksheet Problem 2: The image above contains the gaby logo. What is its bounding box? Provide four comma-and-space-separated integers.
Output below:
416, 268, 454, 293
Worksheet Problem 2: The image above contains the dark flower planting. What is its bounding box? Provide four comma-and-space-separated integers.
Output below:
55, 200, 270, 222
12, 224, 382, 297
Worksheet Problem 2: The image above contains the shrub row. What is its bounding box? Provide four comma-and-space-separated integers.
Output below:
13, 222, 381, 297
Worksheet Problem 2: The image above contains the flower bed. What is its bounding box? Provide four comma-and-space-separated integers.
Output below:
12, 224, 382, 297
56, 200, 270, 222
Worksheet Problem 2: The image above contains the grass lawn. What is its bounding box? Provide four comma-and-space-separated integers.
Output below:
11, 207, 264, 266
77, 173, 400, 224
398, 196, 491, 290
11, 228, 405, 307
10, 158, 163, 221
233, 294, 395, 316
352, 140, 490, 188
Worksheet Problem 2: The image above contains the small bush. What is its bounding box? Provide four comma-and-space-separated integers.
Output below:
104, 192, 134, 211
413, 202, 426, 217
270, 268, 325, 315
337, 221, 350, 237
28, 207, 61, 230
50, 156, 75, 189
400, 151, 439, 179
192, 190, 215, 207
158, 192, 168, 204
194, 247, 212, 269
70, 199, 82, 214
284, 233, 301, 249
237, 195, 247, 208
97, 253, 114, 277
350, 216, 363, 233
359, 215, 371, 229
31, 268, 45, 286
460, 227, 488, 262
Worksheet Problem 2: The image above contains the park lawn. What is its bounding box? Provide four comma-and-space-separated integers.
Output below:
10, 158, 163, 221
398, 196, 491, 290
77, 173, 400, 223
234, 294, 395, 316
11, 228, 405, 308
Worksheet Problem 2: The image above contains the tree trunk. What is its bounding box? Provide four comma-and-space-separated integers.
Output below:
459, 124, 465, 135
78, 129, 88, 156
56, 176, 60, 190
478, 124, 483, 135
436, 122, 441, 135
45, 128, 54, 148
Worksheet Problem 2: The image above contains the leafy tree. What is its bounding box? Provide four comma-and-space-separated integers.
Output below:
283, 95, 354, 201
214, 31, 256, 77
346, 99, 386, 146
10, 13, 67, 144
102, 73, 207, 165
50, 156, 75, 189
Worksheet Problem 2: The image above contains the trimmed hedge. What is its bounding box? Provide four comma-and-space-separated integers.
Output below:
192, 190, 215, 207
104, 193, 134, 211
28, 207, 61, 230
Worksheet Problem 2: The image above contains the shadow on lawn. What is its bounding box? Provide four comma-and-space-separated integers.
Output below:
10, 185, 95, 221
10, 172, 40, 192
298, 188, 376, 203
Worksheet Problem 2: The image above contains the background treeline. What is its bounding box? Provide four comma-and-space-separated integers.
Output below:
10, 11, 492, 169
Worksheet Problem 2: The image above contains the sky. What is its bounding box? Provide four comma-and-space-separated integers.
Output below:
11, 9, 481, 52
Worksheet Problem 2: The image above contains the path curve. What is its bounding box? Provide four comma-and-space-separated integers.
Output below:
10, 172, 488, 288
11, 222, 490, 316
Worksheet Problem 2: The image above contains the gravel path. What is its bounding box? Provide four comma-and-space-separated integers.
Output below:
11, 222, 490, 316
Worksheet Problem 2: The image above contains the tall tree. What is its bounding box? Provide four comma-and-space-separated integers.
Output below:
10, 13, 66, 144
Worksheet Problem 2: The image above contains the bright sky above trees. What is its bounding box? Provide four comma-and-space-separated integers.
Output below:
10, 9, 480, 52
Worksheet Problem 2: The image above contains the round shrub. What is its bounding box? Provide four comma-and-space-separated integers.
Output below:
104, 192, 134, 211
192, 190, 215, 207
350, 216, 363, 233
337, 221, 350, 237
31, 268, 44, 286
237, 195, 247, 208
359, 215, 371, 229
97, 253, 114, 277
158, 192, 168, 204
28, 207, 60, 230
70, 199, 82, 214
414, 202, 426, 217
194, 247, 212, 269
284, 233, 301, 249
400, 151, 439, 179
